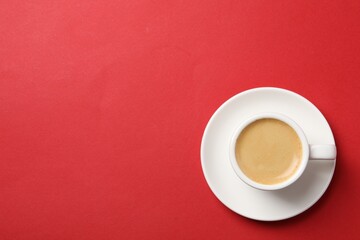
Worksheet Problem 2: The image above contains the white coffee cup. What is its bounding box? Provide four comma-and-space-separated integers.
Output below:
229, 113, 336, 191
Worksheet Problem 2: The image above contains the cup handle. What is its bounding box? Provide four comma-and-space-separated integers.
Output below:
309, 144, 337, 160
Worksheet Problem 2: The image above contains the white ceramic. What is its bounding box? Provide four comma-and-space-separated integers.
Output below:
229, 112, 336, 191
201, 87, 336, 221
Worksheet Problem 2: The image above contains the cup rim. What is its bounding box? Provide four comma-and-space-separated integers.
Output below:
229, 112, 310, 191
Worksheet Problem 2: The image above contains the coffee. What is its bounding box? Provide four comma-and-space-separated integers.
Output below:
235, 118, 302, 185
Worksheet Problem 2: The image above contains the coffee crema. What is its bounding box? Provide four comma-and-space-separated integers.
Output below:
235, 118, 302, 185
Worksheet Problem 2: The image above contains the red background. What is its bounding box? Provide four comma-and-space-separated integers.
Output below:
1, 0, 359, 239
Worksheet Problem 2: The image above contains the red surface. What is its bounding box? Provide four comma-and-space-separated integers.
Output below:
1, 0, 359, 239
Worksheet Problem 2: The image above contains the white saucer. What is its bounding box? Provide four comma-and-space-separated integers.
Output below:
201, 87, 336, 221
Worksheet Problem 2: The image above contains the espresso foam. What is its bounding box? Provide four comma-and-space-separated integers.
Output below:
235, 118, 302, 185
